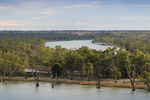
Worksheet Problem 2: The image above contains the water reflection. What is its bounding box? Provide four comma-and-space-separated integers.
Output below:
0, 81, 149, 100
45, 40, 117, 51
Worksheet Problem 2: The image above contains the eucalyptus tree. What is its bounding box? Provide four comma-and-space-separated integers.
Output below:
64, 49, 83, 79
127, 49, 146, 91
140, 54, 150, 92
121, 50, 138, 91
141, 63, 150, 92
93, 50, 110, 89
102, 47, 115, 78
78, 46, 95, 77
111, 47, 125, 83
51, 63, 62, 83
28, 38, 48, 86
87, 63, 93, 81
2, 52, 12, 82
1, 51, 22, 81
8, 53, 22, 81
0, 50, 4, 81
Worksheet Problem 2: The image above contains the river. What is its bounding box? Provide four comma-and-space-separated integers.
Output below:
45, 40, 115, 50
0, 81, 149, 100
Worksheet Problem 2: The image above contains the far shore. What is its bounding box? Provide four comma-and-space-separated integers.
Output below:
1, 77, 147, 90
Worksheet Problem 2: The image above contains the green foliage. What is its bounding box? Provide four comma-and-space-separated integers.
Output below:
95, 36, 150, 53
0, 35, 150, 83
51, 63, 62, 76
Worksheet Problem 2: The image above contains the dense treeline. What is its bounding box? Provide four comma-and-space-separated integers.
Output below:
95, 36, 150, 53
111, 32, 150, 45
0, 31, 104, 41
0, 37, 150, 91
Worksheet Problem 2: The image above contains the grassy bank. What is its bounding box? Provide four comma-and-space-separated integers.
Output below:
4, 77, 147, 90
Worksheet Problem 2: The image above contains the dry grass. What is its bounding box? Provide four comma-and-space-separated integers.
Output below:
7, 77, 148, 90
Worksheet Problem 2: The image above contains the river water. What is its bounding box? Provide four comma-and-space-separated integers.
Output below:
0, 81, 149, 100
45, 40, 115, 50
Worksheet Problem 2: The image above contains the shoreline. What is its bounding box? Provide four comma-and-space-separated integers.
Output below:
5, 77, 147, 90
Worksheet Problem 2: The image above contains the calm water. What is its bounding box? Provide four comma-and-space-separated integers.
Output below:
0, 81, 149, 100
45, 40, 115, 50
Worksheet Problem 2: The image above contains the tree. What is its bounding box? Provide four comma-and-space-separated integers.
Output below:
141, 63, 150, 92
93, 51, 109, 89
51, 63, 62, 83
111, 47, 125, 83
28, 38, 48, 86
8, 54, 22, 81
0, 50, 4, 81
127, 49, 145, 91
122, 50, 136, 91
140, 54, 150, 92
82, 63, 93, 81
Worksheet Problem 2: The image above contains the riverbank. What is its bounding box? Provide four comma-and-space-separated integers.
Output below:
5, 77, 147, 90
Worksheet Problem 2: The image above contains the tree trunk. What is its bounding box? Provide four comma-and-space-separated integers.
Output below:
2, 75, 5, 82
51, 73, 53, 79
125, 64, 135, 91
114, 71, 118, 83
3, 70, 6, 82
35, 69, 39, 87
56, 73, 59, 83
32, 69, 35, 80
131, 82, 135, 91
87, 73, 90, 81
2, 66, 7, 82
9, 67, 17, 81
147, 83, 150, 92
0, 76, 1, 82
36, 76, 39, 87
8, 74, 11, 81
146, 69, 150, 92
132, 70, 135, 91
69, 71, 73, 80
8, 73, 13, 81
80, 71, 83, 79
97, 77, 101, 89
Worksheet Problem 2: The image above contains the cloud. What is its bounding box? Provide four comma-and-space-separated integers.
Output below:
74, 22, 87, 26
33, 20, 87, 27
63, 4, 101, 8
63, 2, 101, 9
40, 9, 69, 16
17, 10, 33, 14
121, 16, 150, 21
0, 6, 10, 12
88, 1, 101, 4
40, 10, 57, 15
141, 5, 150, 8
0, 21, 23, 26
129, 4, 150, 8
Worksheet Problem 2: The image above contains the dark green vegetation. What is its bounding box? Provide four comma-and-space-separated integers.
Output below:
0, 30, 150, 92
0, 30, 98, 41
95, 32, 150, 53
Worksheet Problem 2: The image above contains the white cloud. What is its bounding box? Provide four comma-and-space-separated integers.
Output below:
32, 20, 87, 27
129, 4, 150, 8
0, 6, 10, 12
17, 10, 33, 14
64, 4, 101, 8
0, 20, 23, 26
88, 1, 101, 4
74, 22, 87, 26
121, 16, 150, 21
40, 10, 57, 14
141, 5, 150, 8
63, 2, 101, 9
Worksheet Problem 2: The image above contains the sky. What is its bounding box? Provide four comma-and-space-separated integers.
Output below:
0, 0, 150, 30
